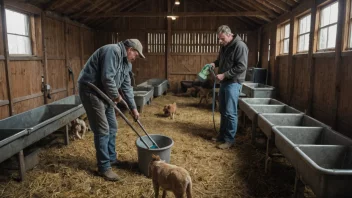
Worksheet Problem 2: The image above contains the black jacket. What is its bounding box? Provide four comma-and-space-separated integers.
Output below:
213, 35, 248, 84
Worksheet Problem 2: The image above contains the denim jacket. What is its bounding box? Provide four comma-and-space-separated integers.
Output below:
78, 42, 136, 110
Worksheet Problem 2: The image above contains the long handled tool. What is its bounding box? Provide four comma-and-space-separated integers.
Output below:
85, 82, 159, 149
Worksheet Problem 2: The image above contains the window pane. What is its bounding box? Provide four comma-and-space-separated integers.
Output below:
330, 2, 338, 24
306, 15, 311, 32
8, 34, 32, 55
5, 9, 29, 36
304, 34, 310, 51
321, 5, 330, 27
299, 17, 306, 34
327, 24, 337, 48
319, 27, 328, 49
285, 24, 290, 38
283, 39, 289, 53
298, 35, 304, 52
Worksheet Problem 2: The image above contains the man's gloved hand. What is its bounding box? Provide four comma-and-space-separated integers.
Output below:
131, 108, 140, 121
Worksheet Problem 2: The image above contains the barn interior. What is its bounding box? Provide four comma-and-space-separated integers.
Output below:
1, 0, 352, 197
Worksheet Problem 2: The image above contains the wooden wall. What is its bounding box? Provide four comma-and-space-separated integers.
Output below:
99, 0, 259, 91
0, 2, 96, 119
260, 0, 352, 138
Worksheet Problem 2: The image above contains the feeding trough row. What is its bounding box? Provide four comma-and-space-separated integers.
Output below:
0, 95, 85, 180
239, 98, 352, 197
133, 78, 169, 113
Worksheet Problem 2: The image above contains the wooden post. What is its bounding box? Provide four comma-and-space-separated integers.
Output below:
64, 19, 69, 97
17, 150, 25, 181
1, 0, 14, 116
165, 0, 172, 80
41, 13, 49, 104
332, 0, 347, 129
288, 15, 297, 105
64, 124, 69, 145
307, 0, 317, 115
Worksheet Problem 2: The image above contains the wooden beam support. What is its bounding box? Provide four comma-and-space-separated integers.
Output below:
64, 19, 69, 97
4, 0, 41, 15
82, 11, 267, 18
222, 0, 272, 22
41, 13, 49, 104
332, 0, 347, 129
70, 0, 106, 18
166, 0, 171, 80
242, 0, 279, 18
307, 0, 317, 115
281, 0, 299, 7
288, 14, 296, 105
1, 0, 14, 116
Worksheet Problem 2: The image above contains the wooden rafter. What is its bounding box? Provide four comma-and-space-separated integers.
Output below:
203, 0, 259, 28
222, 0, 272, 22
241, 0, 279, 18
44, 0, 75, 11
82, 11, 267, 18
266, 0, 291, 12
255, 0, 284, 14
70, 0, 106, 18
281, 0, 298, 7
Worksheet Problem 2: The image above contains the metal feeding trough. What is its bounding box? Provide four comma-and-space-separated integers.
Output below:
133, 86, 154, 113
272, 126, 352, 170
242, 105, 302, 144
257, 113, 329, 173
241, 83, 275, 98
0, 95, 85, 180
295, 145, 352, 197
137, 78, 169, 97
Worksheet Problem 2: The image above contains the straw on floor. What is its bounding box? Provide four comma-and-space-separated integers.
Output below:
0, 94, 315, 198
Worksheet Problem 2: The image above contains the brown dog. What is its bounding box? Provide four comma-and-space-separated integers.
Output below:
148, 154, 192, 198
163, 102, 177, 119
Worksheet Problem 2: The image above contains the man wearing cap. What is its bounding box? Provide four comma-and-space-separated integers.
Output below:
77, 39, 145, 181
209, 25, 248, 149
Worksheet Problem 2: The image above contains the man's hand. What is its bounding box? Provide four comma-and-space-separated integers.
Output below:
131, 108, 140, 121
216, 73, 225, 81
209, 63, 215, 69
114, 95, 122, 103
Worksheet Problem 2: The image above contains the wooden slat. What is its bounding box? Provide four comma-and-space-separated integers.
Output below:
1, 0, 13, 116
267, 0, 292, 12
42, 12, 48, 104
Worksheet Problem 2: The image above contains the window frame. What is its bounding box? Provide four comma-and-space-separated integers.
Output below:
268, 38, 271, 61
317, 1, 339, 52
5, 8, 34, 56
297, 13, 311, 53
279, 22, 290, 55
348, 1, 352, 49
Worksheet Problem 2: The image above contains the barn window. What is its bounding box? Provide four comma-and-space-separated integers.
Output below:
147, 33, 165, 53
279, 22, 290, 54
318, 2, 338, 51
5, 9, 32, 55
171, 32, 219, 53
297, 14, 311, 53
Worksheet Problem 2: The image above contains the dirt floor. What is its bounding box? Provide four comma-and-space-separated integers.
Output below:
0, 94, 315, 198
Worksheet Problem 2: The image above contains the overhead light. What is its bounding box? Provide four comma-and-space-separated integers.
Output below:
175, 0, 180, 5
167, 15, 177, 20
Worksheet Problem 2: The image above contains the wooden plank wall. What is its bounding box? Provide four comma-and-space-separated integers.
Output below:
0, 2, 96, 120
99, 0, 258, 91
260, 0, 352, 138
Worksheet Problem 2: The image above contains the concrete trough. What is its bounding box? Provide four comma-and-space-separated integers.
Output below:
295, 145, 352, 197
241, 83, 275, 98
137, 78, 169, 97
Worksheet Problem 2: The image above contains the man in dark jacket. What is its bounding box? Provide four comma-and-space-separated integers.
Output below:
77, 39, 144, 181
210, 25, 248, 149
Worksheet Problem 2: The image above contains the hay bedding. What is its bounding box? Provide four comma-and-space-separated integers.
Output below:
0, 94, 315, 198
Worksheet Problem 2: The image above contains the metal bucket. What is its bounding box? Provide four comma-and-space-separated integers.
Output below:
135, 134, 174, 176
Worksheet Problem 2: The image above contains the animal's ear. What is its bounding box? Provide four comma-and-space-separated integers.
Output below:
151, 154, 160, 161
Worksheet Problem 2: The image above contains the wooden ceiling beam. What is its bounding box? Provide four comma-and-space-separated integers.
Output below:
204, 0, 259, 28
222, 0, 271, 22
281, 0, 298, 7
44, 0, 75, 11
70, 0, 106, 18
254, 0, 284, 14
82, 11, 267, 18
240, 0, 279, 18
266, 0, 291, 12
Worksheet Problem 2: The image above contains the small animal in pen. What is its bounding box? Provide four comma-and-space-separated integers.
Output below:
163, 102, 177, 120
69, 118, 88, 140
197, 87, 212, 106
148, 154, 192, 198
